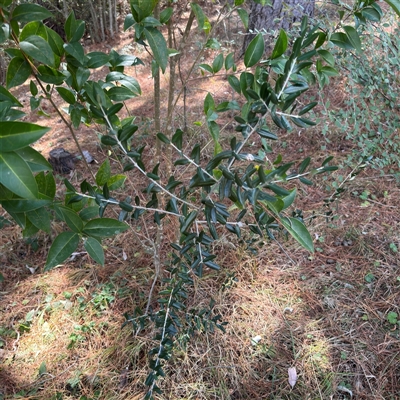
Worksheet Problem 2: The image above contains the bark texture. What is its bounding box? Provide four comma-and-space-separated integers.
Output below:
243, 0, 315, 51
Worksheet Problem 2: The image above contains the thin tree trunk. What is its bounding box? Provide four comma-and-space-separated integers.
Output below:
114, 0, 118, 34
99, 3, 105, 42
109, 0, 114, 38
88, 1, 101, 42
153, 3, 161, 161
62, 0, 68, 19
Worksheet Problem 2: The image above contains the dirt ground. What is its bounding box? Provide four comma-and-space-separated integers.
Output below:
1, 3, 400, 400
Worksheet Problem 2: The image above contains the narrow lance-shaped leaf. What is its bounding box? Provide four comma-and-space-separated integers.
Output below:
84, 237, 105, 265
0, 121, 50, 152
0, 152, 38, 199
45, 232, 80, 270
144, 27, 168, 73
83, 218, 129, 237
271, 29, 288, 59
20, 35, 55, 67
280, 216, 314, 252
6, 57, 31, 89
244, 33, 264, 68
383, 0, 400, 17
191, 3, 207, 30
11, 4, 52, 23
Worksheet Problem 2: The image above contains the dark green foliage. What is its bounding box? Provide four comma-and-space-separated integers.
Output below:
0, 0, 398, 398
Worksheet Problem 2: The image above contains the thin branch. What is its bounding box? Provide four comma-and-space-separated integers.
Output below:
77, 193, 183, 218
98, 104, 197, 209
169, 141, 216, 181
277, 57, 297, 101
147, 290, 174, 397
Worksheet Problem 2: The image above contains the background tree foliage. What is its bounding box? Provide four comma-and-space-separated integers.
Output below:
0, 0, 399, 397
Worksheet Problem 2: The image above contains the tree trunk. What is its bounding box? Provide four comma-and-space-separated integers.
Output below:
243, 0, 315, 51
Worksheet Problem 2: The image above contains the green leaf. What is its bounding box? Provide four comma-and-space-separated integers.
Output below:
282, 189, 296, 210
123, 14, 135, 30
107, 174, 126, 190
204, 92, 215, 115
64, 42, 85, 62
20, 35, 55, 67
160, 7, 173, 24
320, 66, 338, 77
101, 135, 118, 146
299, 177, 313, 185
83, 218, 129, 237
87, 51, 110, 68
56, 205, 84, 233
11, 4, 52, 23
0, 0, 12, 7
106, 72, 141, 95
342, 25, 362, 53
299, 102, 317, 116
199, 63, 213, 74
15, 146, 52, 172
70, 107, 81, 128
76, 67, 90, 90
45, 232, 80, 270
64, 11, 77, 42
280, 216, 314, 252
107, 87, 137, 101
80, 206, 100, 221
70, 20, 85, 43
317, 50, 335, 67
37, 65, 65, 85
144, 27, 168, 73
244, 33, 264, 68
212, 53, 224, 73
383, 0, 400, 17
298, 156, 311, 174
46, 27, 64, 57
156, 132, 170, 144
36, 171, 56, 198
208, 121, 222, 154
130, 0, 157, 22
0, 121, 49, 152
19, 21, 47, 42
56, 87, 76, 105
271, 29, 288, 59
38, 362, 47, 376
6, 57, 31, 89
228, 75, 241, 94
1, 199, 50, 213
0, 22, 10, 44
26, 207, 51, 233
180, 210, 198, 233
0, 86, 22, 108
330, 32, 353, 50
191, 3, 207, 30
387, 311, 398, 325
0, 151, 38, 199
84, 237, 104, 265
22, 218, 40, 237
237, 8, 249, 30
96, 159, 111, 186
30, 80, 38, 96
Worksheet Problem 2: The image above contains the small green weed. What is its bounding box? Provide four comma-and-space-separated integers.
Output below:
387, 311, 399, 325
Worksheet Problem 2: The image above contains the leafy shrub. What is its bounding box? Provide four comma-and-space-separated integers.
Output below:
0, 0, 398, 398
321, 16, 400, 170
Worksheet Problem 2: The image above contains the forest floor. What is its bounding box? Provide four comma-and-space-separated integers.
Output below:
1, 3, 400, 400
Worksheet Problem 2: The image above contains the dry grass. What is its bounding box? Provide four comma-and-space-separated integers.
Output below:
1, 2, 400, 399
1, 173, 399, 399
